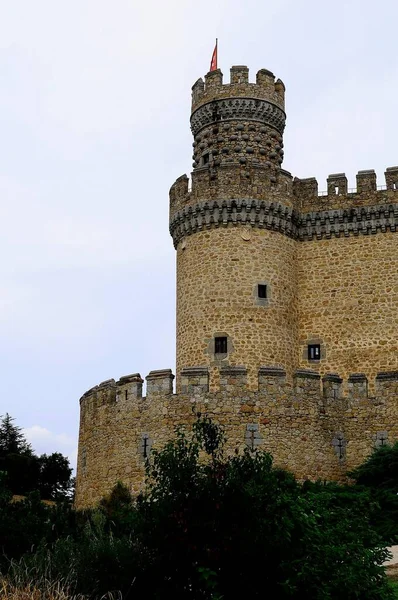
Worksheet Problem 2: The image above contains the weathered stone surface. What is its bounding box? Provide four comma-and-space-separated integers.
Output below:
75, 64, 398, 509
75, 368, 398, 509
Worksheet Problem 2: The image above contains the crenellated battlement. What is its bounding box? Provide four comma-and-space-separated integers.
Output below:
79, 366, 398, 410
294, 166, 398, 212
76, 365, 398, 508
191, 66, 285, 113
77, 60, 398, 510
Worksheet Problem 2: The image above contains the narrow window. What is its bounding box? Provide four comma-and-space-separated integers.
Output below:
141, 434, 150, 459
258, 284, 267, 299
393, 182, 397, 190
335, 186, 339, 195
215, 336, 227, 354
308, 344, 321, 360
203, 153, 209, 165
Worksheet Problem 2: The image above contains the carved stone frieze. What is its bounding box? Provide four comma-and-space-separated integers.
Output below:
169, 199, 398, 247
170, 199, 297, 247
190, 97, 286, 136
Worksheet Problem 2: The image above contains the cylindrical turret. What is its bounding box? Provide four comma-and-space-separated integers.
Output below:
170, 65, 298, 390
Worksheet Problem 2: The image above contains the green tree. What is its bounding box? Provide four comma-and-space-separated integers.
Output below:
0, 414, 74, 500
133, 416, 393, 600
0, 413, 32, 457
37, 452, 74, 501
2, 417, 394, 600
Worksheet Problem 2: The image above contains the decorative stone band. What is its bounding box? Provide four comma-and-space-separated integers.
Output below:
169, 199, 398, 247
298, 203, 398, 241
170, 199, 297, 247
190, 97, 286, 136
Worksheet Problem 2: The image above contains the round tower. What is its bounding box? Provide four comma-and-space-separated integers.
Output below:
169, 65, 299, 390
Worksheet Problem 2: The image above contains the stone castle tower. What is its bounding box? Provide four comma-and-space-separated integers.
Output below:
75, 65, 398, 509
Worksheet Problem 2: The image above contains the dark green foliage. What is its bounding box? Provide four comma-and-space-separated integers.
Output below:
0, 414, 74, 500
133, 417, 392, 599
37, 453, 73, 501
0, 417, 394, 599
350, 442, 398, 493
350, 443, 398, 543
0, 452, 41, 495
0, 413, 33, 457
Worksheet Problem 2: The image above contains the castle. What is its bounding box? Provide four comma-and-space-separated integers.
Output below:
75, 65, 398, 509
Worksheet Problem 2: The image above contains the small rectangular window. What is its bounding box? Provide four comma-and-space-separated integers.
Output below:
258, 284, 267, 299
215, 336, 227, 354
203, 153, 209, 165
308, 344, 321, 360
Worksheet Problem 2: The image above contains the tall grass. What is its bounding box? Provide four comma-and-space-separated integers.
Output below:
0, 578, 122, 599
1, 557, 123, 600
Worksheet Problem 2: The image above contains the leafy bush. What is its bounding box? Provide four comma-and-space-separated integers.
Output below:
1, 416, 395, 599
350, 442, 398, 543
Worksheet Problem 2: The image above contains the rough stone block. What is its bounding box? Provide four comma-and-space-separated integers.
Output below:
294, 369, 321, 395
375, 371, 398, 397
385, 166, 398, 191
230, 65, 249, 85
258, 366, 286, 392
347, 373, 368, 399
322, 373, 343, 400
180, 367, 209, 394
219, 366, 247, 390
117, 373, 144, 399
356, 169, 376, 193
327, 173, 348, 196
146, 369, 175, 396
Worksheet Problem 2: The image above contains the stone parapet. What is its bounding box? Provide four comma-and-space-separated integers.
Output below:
219, 366, 247, 390
117, 373, 144, 400
322, 373, 343, 400
146, 369, 175, 396
294, 168, 398, 213
76, 367, 398, 509
180, 367, 209, 394
347, 374, 368, 400
294, 369, 321, 395
191, 65, 285, 113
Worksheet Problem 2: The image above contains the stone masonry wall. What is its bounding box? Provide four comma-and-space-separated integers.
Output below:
176, 226, 298, 391
75, 368, 398, 509
75, 65, 398, 510
297, 231, 398, 386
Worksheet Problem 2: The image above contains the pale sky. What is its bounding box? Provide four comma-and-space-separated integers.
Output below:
0, 0, 397, 470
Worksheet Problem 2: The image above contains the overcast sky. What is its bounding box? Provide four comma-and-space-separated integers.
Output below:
0, 0, 397, 470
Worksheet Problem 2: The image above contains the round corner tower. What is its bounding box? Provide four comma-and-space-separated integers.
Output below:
169, 65, 299, 390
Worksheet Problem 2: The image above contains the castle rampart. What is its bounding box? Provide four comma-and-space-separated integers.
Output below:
76, 62, 398, 509
75, 367, 398, 509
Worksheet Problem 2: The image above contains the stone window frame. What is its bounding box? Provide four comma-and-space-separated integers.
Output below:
206, 332, 234, 363
302, 337, 326, 363
253, 281, 271, 307
308, 344, 321, 361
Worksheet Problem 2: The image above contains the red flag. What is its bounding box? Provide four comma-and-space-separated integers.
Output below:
210, 39, 218, 72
